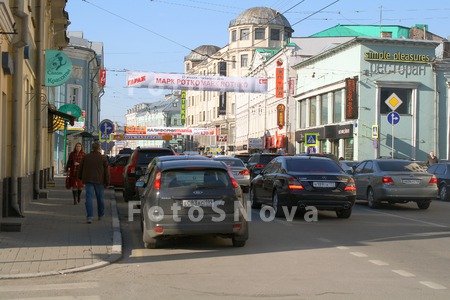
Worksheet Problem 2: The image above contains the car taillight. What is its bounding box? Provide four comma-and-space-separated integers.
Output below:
429, 176, 437, 185
227, 170, 240, 188
255, 164, 264, 168
239, 169, 250, 175
344, 178, 356, 191
153, 171, 161, 190
288, 177, 304, 190
382, 176, 394, 185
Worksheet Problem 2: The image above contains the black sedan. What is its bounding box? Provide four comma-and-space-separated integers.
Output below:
426, 162, 450, 201
250, 156, 356, 219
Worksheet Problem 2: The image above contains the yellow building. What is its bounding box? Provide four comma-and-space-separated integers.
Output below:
0, 0, 70, 231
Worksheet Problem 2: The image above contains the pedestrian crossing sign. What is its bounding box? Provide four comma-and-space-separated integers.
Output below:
305, 133, 318, 146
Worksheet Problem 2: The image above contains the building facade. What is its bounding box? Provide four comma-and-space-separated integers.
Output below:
1, 0, 70, 231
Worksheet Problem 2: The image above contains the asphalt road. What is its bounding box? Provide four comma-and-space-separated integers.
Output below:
1, 193, 450, 299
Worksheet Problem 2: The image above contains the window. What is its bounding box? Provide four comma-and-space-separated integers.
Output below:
310, 98, 317, 126
333, 90, 342, 122
231, 56, 236, 69
380, 88, 412, 114
240, 54, 248, 67
300, 100, 306, 128
255, 28, 265, 40
240, 28, 250, 40
231, 30, 237, 42
321, 93, 328, 125
270, 29, 280, 41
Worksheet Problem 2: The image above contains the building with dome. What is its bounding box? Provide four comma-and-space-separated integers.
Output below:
183, 7, 294, 155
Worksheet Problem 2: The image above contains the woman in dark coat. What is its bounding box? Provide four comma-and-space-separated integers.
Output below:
65, 142, 86, 204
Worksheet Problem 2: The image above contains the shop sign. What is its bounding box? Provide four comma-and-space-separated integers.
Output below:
277, 104, 285, 129
364, 50, 431, 64
275, 68, 284, 98
345, 77, 358, 119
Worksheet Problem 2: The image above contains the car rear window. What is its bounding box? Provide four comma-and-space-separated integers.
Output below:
162, 169, 231, 188
378, 161, 428, 172
286, 159, 344, 173
234, 155, 250, 163
137, 150, 173, 164
260, 155, 279, 165
214, 159, 245, 167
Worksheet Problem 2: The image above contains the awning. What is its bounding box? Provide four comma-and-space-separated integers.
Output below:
48, 107, 76, 126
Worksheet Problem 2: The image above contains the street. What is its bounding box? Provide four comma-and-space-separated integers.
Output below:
1, 192, 450, 299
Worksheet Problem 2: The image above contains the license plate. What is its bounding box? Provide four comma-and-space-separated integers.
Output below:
402, 179, 421, 184
182, 199, 215, 207
313, 182, 335, 188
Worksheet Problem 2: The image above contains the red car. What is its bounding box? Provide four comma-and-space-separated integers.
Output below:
109, 154, 130, 188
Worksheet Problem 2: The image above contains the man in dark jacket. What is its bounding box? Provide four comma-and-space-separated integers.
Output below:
78, 142, 110, 223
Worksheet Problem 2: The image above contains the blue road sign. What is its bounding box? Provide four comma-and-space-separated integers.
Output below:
387, 112, 400, 125
100, 120, 114, 135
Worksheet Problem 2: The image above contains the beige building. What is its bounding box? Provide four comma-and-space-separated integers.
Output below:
184, 7, 293, 155
0, 1, 70, 231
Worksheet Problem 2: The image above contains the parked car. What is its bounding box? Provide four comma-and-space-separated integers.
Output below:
122, 147, 176, 202
340, 160, 360, 175
137, 160, 248, 249
250, 156, 356, 218
426, 162, 450, 201
246, 153, 282, 179
109, 154, 130, 189
353, 159, 437, 209
213, 157, 250, 192
231, 153, 251, 165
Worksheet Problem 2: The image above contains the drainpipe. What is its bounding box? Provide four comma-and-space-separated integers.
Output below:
10, 3, 28, 216
33, 0, 44, 199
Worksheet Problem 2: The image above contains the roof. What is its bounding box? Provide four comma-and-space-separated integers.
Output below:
158, 159, 229, 171
311, 24, 411, 38
184, 45, 221, 61
229, 7, 293, 33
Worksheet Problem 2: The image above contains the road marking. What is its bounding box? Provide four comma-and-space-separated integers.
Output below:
392, 270, 415, 277
367, 209, 448, 228
350, 252, 368, 257
336, 246, 349, 250
12, 297, 100, 300
369, 260, 389, 266
419, 281, 447, 290
0, 282, 99, 292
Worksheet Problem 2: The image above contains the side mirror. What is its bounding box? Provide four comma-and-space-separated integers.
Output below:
135, 180, 145, 188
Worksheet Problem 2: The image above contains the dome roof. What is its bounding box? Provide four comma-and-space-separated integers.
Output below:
184, 45, 220, 61
229, 7, 293, 32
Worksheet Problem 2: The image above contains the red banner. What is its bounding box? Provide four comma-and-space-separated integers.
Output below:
100, 69, 106, 86
277, 104, 285, 129
275, 68, 284, 98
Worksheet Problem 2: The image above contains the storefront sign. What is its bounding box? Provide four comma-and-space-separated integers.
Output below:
99, 69, 106, 86
275, 68, 284, 98
181, 90, 186, 124
277, 104, 285, 129
345, 77, 358, 119
364, 50, 431, 63
45, 50, 72, 86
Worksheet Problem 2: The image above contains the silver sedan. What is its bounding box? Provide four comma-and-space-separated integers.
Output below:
213, 157, 250, 193
353, 159, 438, 209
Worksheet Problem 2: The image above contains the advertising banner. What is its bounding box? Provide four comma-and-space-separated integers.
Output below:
145, 127, 215, 136
127, 71, 268, 93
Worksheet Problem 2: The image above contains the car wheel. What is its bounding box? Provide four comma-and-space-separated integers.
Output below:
336, 208, 352, 219
367, 188, 380, 209
232, 239, 246, 247
417, 200, 431, 210
439, 184, 448, 201
272, 190, 284, 217
250, 186, 261, 209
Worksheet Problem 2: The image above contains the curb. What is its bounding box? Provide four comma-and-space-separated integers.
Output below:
0, 190, 122, 279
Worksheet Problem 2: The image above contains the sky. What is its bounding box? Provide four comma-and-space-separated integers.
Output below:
66, 0, 450, 125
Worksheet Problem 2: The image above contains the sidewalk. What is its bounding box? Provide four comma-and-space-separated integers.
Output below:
0, 177, 122, 279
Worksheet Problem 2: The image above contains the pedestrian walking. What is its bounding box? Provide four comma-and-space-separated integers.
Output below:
65, 142, 85, 205
426, 151, 439, 166
78, 142, 110, 224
